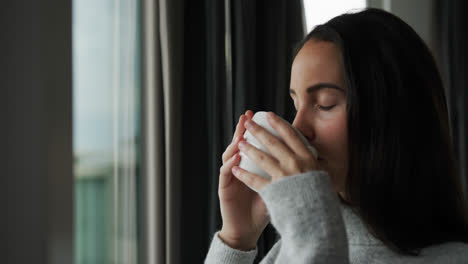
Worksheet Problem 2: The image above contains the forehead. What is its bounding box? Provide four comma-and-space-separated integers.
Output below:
291, 40, 345, 91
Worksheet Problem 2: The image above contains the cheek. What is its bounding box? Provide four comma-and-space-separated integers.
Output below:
317, 114, 348, 152
316, 113, 348, 192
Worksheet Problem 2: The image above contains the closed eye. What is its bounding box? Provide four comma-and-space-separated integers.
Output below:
317, 105, 336, 111
293, 104, 336, 114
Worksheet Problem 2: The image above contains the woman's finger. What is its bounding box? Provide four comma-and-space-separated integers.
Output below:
222, 136, 243, 163
232, 115, 246, 143
219, 153, 241, 189
243, 119, 296, 165
246, 110, 254, 120
231, 165, 269, 191
223, 110, 254, 163
238, 139, 283, 179
266, 112, 315, 158
231, 110, 253, 144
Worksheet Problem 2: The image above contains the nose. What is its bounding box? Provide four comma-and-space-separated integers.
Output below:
292, 108, 316, 142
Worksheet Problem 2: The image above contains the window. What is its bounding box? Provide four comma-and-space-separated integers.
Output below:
303, 0, 367, 33
73, 0, 142, 263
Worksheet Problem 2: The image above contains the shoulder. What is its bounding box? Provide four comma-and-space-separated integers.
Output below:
418, 242, 468, 263
350, 241, 468, 264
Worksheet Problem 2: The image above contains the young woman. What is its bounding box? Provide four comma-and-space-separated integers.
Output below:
205, 8, 468, 263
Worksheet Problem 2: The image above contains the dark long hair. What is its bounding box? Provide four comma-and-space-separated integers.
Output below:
295, 8, 468, 255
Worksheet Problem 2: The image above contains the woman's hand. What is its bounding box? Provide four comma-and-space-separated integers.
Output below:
231, 111, 321, 191
218, 110, 270, 251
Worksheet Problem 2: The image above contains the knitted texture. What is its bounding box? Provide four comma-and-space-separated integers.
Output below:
204, 171, 468, 263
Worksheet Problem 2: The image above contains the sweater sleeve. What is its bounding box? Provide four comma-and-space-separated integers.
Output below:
258, 170, 349, 264
204, 231, 257, 264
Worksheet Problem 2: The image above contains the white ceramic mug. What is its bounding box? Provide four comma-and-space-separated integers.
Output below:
238, 111, 318, 192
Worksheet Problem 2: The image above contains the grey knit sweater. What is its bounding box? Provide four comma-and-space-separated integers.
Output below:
205, 171, 468, 263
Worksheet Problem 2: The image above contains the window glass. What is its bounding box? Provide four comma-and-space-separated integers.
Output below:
303, 0, 367, 33
73, 0, 141, 263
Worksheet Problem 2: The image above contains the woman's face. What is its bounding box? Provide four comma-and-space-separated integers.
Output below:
290, 39, 348, 194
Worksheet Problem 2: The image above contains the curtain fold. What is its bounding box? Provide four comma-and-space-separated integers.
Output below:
143, 0, 184, 263
230, 2, 306, 262
159, 0, 185, 263
145, 0, 305, 263
437, 0, 468, 199
232, 0, 305, 122
205, 0, 229, 243
141, 0, 165, 263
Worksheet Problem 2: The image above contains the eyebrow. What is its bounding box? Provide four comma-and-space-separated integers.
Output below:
289, 83, 345, 95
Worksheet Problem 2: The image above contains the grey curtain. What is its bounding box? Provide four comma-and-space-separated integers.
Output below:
230, 1, 306, 262
141, 0, 184, 263
437, 0, 468, 199
145, 0, 305, 263
205, 0, 306, 263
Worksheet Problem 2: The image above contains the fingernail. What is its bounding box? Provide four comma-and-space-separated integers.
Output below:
266, 112, 274, 120
232, 166, 239, 175
231, 154, 238, 161
245, 120, 253, 129
238, 140, 246, 150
